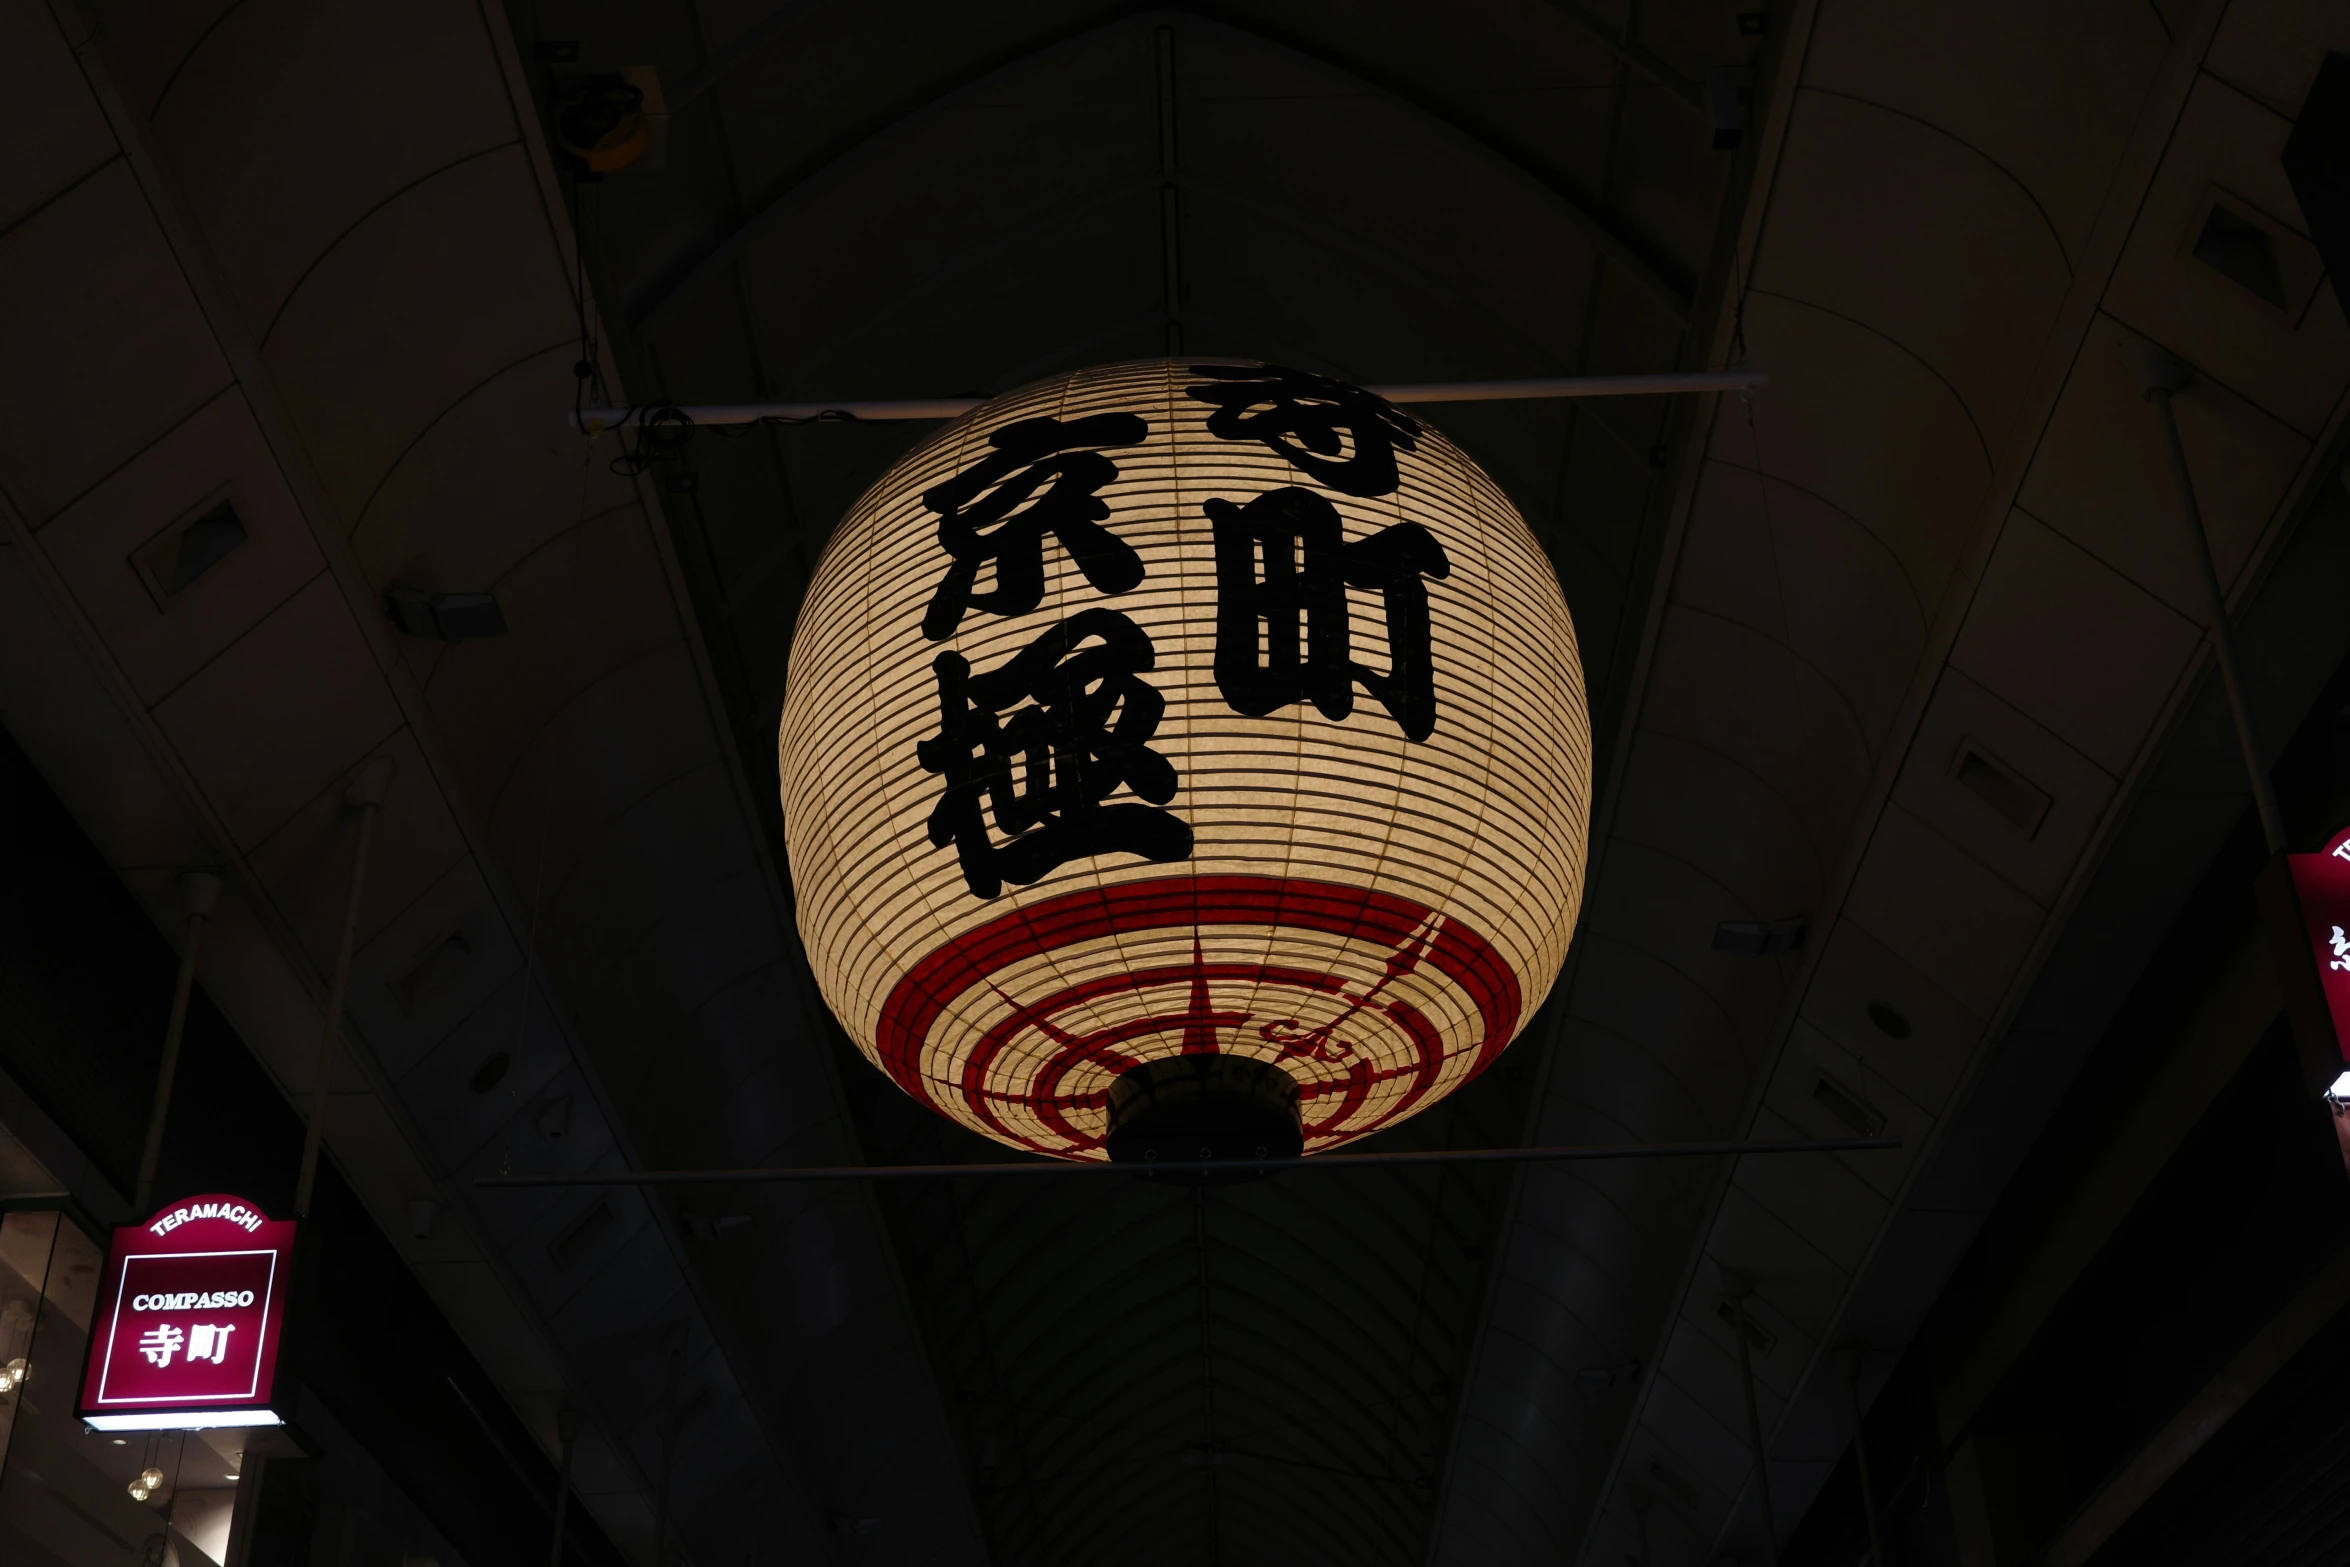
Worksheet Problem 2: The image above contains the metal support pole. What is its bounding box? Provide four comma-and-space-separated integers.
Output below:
1728, 1282, 1780, 1563
2128, 345, 2350, 1111
1846, 1356, 1890, 1567
134, 871, 224, 1215
548, 1407, 581, 1567
2131, 344, 2287, 854
295, 757, 393, 1218
652, 1332, 682, 1567
569, 369, 1771, 431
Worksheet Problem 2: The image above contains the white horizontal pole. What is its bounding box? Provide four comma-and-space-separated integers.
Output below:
1368, 370, 1768, 403
471, 1134, 1897, 1187
570, 369, 1767, 432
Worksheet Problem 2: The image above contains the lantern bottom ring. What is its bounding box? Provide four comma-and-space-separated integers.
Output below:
1105, 1054, 1302, 1184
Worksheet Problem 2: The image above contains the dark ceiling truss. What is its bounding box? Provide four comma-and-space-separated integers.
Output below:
867, 1163, 1486, 1564
953, 1175, 1487, 1563
666, 0, 1710, 118
975, 1219, 1458, 1446
936, 1193, 1206, 1551
1369, 1166, 1467, 1480
1535, 0, 1707, 112
892, 1161, 1495, 1565
760, 172, 1162, 368
1209, 1292, 1453, 1488
1192, 1190, 1225, 1553
756, 168, 1608, 396
1007, 1314, 1448, 1504
992, 1386, 1445, 1485
628, 4, 1697, 334
1205, 1442, 1435, 1488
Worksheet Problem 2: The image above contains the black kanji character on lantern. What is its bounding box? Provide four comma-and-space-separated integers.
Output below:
1208, 485, 1451, 742
920, 412, 1150, 640
1184, 363, 1423, 497
918, 607, 1194, 899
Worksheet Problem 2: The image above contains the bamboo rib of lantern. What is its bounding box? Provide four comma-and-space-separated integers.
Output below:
475, 1135, 1898, 1188
570, 369, 1770, 432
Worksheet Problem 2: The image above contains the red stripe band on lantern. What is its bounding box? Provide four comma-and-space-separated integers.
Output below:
875, 874, 1521, 1156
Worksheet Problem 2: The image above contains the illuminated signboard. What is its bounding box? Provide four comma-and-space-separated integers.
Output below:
2288, 825, 2350, 1097
77, 1194, 293, 1431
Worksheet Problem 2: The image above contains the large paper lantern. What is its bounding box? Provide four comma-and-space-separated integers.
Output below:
778, 360, 1590, 1162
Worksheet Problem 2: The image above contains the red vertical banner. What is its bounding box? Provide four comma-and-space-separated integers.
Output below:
77, 1194, 295, 1431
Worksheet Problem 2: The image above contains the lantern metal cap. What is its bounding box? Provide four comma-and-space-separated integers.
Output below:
1105, 1055, 1303, 1182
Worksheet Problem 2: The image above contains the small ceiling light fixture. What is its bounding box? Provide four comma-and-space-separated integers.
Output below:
1706, 65, 1755, 149
2191, 201, 2290, 308
778, 360, 1593, 1169
133, 495, 248, 608
1574, 1360, 1641, 1389
1812, 1076, 1886, 1137
161, 500, 247, 594
533, 1095, 574, 1140
553, 66, 667, 174
1713, 918, 1805, 956
468, 1052, 512, 1095
680, 1213, 754, 1240
385, 585, 507, 642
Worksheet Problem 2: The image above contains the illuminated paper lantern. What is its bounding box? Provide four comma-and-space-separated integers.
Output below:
778, 360, 1590, 1162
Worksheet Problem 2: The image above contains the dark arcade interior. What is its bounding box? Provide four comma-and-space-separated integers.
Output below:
2, 4, 2350, 1567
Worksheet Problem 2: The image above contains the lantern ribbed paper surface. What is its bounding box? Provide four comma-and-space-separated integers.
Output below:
779, 360, 1590, 1159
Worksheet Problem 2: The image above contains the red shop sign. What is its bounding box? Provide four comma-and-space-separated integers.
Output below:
77, 1194, 294, 1431
2288, 826, 2350, 1092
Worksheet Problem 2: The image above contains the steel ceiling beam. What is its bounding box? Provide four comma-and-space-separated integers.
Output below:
668, 0, 1706, 118
1165, 6, 1699, 318
474, 1135, 1898, 1186
627, 5, 1695, 331
742, 168, 1621, 407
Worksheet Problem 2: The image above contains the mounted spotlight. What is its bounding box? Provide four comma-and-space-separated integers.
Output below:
553, 66, 667, 173
384, 585, 506, 642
